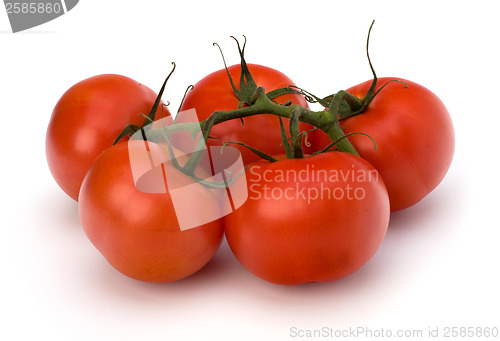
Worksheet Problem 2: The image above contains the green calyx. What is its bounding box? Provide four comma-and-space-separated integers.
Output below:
213, 36, 258, 108
310, 20, 408, 121
214, 36, 305, 107
113, 63, 176, 145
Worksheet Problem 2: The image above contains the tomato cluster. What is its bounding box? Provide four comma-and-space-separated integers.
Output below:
46, 27, 454, 285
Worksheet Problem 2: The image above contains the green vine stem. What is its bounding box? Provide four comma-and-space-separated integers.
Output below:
119, 30, 387, 182
199, 87, 357, 153
144, 86, 359, 176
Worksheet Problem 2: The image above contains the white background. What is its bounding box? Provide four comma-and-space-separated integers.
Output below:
1, 1, 499, 340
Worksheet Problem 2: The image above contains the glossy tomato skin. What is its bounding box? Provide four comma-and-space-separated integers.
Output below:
46, 74, 170, 201
78, 141, 224, 283
314, 78, 455, 211
179, 64, 311, 164
224, 152, 390, 285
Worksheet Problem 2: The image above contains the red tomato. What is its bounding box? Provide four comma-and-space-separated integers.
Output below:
224, 152, 390, 285
179, 64, 311, 164
314, 78, 455, 211
78, 141, 224, 282
46, 74, 170, 201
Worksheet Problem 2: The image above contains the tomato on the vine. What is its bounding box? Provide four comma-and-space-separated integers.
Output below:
180, 63, 312, 164
78, 140, 224, 282
314, 78, 455, 211
224, 152, 390, 285
46, 74, 170, 201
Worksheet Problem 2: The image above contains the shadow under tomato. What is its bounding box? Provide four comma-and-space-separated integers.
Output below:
37, 186, 81, 233
92, 237, 239, 298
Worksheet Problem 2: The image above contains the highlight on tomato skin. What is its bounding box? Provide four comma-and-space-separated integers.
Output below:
223, 152, 390, 285
313, 77, 455, 211
78, 141, 225, 283
45, 74, 171, 202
